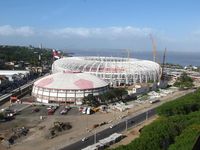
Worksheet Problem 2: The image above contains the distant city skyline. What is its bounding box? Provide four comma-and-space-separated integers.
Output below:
1, 0, 200, 52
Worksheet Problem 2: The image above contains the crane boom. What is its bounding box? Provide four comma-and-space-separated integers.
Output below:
149, 34, 157, 62
161, 48, 167, 80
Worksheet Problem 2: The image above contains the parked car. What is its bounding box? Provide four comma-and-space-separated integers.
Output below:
60, 108, 68, 115
32, 108, 40, 113
47, 109, 55, 115
81, 137, 88, 142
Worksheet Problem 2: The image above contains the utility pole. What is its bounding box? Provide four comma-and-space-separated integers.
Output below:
146, 110, 148, 121
94, 129, 96, 144
125, 110, 128, 131
85, 114, 88, 132
125, 119, 128, 131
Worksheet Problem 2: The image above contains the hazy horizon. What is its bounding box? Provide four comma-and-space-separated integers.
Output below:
1, 0, 200, 52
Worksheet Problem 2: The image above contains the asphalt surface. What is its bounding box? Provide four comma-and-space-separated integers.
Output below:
61, 108, 156, 150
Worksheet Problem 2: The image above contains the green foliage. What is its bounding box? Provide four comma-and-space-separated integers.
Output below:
112, 89, 200, 150
113, 112, 200, 150
156, 89, 200, 117
113, 118, 180, 150
83, 88, 128, 106
0, 45, 52, 67
82, 94, 100, 107
174, 72, 194, 88
0, 112, 5, 120
165, 63, 183, 69
99, 88, 128, 103
168, 124, 200, 150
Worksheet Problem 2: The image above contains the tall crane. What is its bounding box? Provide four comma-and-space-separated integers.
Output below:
161, 48, 167, 81
149, 34, 157, 62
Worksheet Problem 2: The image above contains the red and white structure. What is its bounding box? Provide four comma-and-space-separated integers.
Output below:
52, 56, 161, 86
32, 71, 108, 104
52, 49, 61, 59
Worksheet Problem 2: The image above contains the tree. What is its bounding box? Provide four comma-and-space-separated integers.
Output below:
174, 72, 194, 88
82, 94, 100, 107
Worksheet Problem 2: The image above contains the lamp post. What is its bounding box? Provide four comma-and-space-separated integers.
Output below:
146, 109, 148, 121
94, 129, 96, 144
85, 114, 88, 132
125, 110, 129, 131
125, 118, 128, 131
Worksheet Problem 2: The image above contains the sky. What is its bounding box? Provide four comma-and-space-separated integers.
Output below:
1, 0, 200, 52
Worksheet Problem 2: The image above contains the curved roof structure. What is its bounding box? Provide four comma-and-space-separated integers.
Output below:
52, 57, 160, 74
52, 56, 161, 85
34, 71, 108, 90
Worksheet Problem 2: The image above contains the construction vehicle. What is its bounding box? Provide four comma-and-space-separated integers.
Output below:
92, 107, 100, 112
10, 96, 18, 103
149, 99, 160, 104
48, 121, 72, 139
86, 107, 91, 115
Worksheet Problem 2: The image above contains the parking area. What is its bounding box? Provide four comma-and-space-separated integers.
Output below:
17, 105, 49, 117
10, 104, 81, 117
0, 88, 195, 150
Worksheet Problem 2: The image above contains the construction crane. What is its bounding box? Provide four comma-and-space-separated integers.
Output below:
149, 34, 157, 62
161, 48, 167, 81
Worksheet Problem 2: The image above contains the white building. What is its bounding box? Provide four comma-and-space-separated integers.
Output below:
32, 71, 109, 104
52, 56, 161, 86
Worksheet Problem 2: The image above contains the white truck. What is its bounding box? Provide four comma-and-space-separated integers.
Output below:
86, 107, 91, 115
82, 107, 87, 114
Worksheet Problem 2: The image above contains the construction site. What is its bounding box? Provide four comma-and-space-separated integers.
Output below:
0, 84, 197, 150
1, 36, 200, 150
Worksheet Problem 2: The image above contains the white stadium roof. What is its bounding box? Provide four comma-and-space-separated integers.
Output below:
52, 56, 161, 85
52, 56, 160, 74
34, 71, 108, 90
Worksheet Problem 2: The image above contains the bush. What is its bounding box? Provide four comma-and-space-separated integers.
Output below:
174, 72, 194, 88
156, 89, 200, 117
112, 89, 200, 150
168, 124, 200, 150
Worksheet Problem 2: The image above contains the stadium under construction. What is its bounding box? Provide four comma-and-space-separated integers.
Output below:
32, 56, 161, 104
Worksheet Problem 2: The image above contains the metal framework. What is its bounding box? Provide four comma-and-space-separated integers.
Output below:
52, 56, 161, 86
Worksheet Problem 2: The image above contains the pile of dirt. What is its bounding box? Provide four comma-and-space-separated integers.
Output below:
46, 122, 72, 139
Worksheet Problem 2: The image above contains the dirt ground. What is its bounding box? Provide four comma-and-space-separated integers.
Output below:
0, 89, 195, 150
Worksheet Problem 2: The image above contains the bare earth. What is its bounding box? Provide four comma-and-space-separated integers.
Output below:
0, 89, 195, 150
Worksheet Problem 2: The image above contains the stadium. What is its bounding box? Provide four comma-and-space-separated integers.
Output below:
52, 56, 161, 86
32, 71, 109, 104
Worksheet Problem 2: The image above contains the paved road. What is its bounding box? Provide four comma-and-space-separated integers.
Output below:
61, 108, 156, 150
0, 81, 33, 102
0, 74, 50, 105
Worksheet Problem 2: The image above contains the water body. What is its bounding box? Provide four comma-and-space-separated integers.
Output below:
70, 49, 200, 67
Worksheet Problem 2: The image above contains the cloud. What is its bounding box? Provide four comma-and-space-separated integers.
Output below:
49, 26, 154, 39
1, 25, 189, 51
191, 30, 200, 38
0, 25, 34, 37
